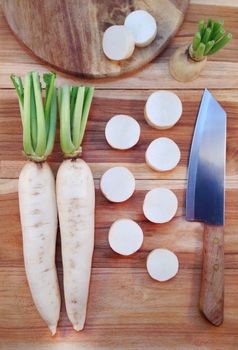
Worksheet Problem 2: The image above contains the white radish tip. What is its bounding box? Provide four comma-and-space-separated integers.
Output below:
108, 218, 144, 256
146, 248, 179, 282
102, 25, 135, 61
124, 10, 157, 47
143, 188, 178, 224
49, 324, 57, 336
145, 137, 181, 172
105, 114, 141, 150
73, 323, 84, 332
145, 91, 182, 129
100, 166, 135, 203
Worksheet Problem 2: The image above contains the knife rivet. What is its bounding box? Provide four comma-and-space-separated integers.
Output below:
213, 237, 220, 244
213, 264, 219, 271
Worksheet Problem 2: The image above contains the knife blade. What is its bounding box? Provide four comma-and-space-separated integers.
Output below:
186, 88, 226, 326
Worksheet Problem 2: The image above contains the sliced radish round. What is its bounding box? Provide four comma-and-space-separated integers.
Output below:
102, 25, 135, 61
108, 218, 144, 256
145, 91, 182, 129
105, 114, 141, 150
146, 137, 180, 172
143, 188, 178, 224
124, 10, 157, 47
147, 248, 179, 282
100, 166, 135, 203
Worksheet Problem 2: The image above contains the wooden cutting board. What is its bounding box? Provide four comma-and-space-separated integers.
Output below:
2, 0, 189, 78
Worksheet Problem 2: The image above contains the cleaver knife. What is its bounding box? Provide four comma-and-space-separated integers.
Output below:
186, 89, 226, 326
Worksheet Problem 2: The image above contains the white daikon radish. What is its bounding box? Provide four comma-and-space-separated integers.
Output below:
102, 25, 135, 60
57, 85, 95, 331
145, 137, 181, 172
144, 91, 182, 129
143, 188, 178, 224
108, 219, 144, 255
100, 166, 135, 203
11, 72, 60, 335
147, 248, 179, 282
105, 114, 141, 150
124, 10, 157, 47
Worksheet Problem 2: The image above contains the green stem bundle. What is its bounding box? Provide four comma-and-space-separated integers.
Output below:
58, 85, 94, 158
189, 18, 232, 61
11, 71, 57, 162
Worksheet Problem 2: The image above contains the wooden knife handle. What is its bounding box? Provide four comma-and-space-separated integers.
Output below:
199, 224, 224, 326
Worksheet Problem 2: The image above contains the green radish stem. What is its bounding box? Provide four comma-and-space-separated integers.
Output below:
58, 85, 94, 158
189, 18, 232, 61
11, 71, 57, 162
207, 32, 232, 55
192, 32, 201, 51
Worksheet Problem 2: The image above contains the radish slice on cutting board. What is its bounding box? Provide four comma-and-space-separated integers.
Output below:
143, 188, 178, 224
108, 218, 144, 255
145, 91, 182, 129
102, 25, 135, 61
147, 248, 179, 282
146, 137, 181, 172
124, 10, 157, 47
100, 166, 135, 203
105, 114, 141, 150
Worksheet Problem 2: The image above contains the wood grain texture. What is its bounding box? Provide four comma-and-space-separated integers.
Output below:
2, 0, 188, 78
0, 0, 238, 349
200, 225, 224, 326
0, 3, 237, 89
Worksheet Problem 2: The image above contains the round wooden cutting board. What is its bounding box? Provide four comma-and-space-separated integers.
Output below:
2, 0, 189, 78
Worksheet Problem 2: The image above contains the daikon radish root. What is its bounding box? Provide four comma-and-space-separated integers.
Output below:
100, 166, 135, 203
105, 114, 141, 150
143, 188, 178, 224
11, 72, 60, 335
108, 219, 143, 255
56, 85, 95, 331
102, 25, 135, 60
124, 10, 157, 47
146, 137, 181, 172
144, 91, 182, 129
147, 248, 179, 282
169, 18, 232, 82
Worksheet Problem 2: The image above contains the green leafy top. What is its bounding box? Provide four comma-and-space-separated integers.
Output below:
189, 18, 232, 61
11, 71, 57, 162
58, 85, 94, 158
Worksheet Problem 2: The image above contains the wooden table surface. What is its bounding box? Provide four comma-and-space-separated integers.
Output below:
0, 1, 238, 349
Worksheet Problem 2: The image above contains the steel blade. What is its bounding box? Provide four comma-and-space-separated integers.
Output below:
186, 89, 226, 225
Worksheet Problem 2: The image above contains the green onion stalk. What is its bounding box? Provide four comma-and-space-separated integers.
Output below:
58, 85, 94, 158
169, 18, 232, 82
11, 71, 57, 162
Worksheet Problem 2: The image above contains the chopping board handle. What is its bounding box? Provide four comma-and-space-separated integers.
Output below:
199, 224, 224, 326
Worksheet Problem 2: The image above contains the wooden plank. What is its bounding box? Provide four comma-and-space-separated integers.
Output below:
0, 267, 238, 349
1, 1, 238, 348
1, 182, 238, 269
1, 89, 238, 181
0, 4, 237, 89
191, 0, 238, 7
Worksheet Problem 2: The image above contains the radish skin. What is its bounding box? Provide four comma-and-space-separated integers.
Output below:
56, 158, 95, 331
19, 161, 60, 335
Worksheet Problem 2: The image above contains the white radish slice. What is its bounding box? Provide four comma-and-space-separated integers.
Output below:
100, 166, 135, 203
147, 248, 179, 282
105, 114, 141, 150
108, 219, 143, 256
145, 91, 182, 129
124, 10, 157, 47
102, 25, 135, 61
143, 188, 178, 224
146, 137, 180, 172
